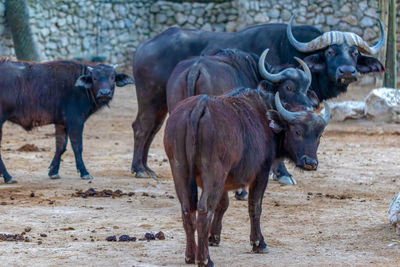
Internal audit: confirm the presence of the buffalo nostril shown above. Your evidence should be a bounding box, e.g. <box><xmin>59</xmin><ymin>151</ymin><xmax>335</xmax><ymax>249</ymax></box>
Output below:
<box><xmin>303</xmin><ymin>157</ymin><xmax>318</xmax><ymax>170</ymax></box>
<box><xmin>99</xmin><ymin>89</ymin><xmax>112</xmax><ymax>97</ymax></box>
<box><xmin>339</xmin><ymin>66</ymin><xmax>356</xmax><ymax>75</ymax></box>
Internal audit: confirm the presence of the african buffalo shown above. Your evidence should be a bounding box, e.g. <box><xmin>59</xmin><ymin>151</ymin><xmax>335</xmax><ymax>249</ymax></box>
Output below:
<box><xmin>167</xmin><ymin>48</ymin><xmax>318</xmax><ymax>188</ymax></box>
<box><xmin>164</xmin><ymin>89</ymin><xmax>330</xmax><ymax>266</ymax></box>
<box><xmin>167</xmin><ymin>48</ymin><xmax>318</xmax><ymax>113</ymax></box>
<box><xmin>0</xmin><ymin>60</ymin><xmax>133</xmax><ymax>184</ymax></box>
<box><xmin>132</xmin><ymin>15</ymin><xmax>384</xmax><ymax>180</ymax></box>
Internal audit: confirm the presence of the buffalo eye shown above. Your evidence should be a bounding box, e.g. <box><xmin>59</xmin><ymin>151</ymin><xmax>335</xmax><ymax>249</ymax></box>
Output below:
<box><xmin>92</xmin><ymin>76</ymin><xmax>97</xmax><ymax>81</ymax></box>
<box><xmin>286</xmin><ymin>85</ymin><xmax>294</xmax><ymax>92</ymax></box>
<box><xmin>351</xmin><ymin>49</ymin><xmax>359</xmax><ymax>58</ymax></box>
<box><xmin>295</xmin><ymin>129</ymin><xmax>302</xmax><ymax>137</ymax></box>
<box><xmin>326</xmin><ymin>48</ymin><xmax>336</xmax><ymax>57</ymax></box>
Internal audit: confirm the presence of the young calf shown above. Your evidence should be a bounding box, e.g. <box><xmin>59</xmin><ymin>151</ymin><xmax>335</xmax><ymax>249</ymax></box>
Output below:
<box><xmin>164</xmin><ymin>89</ymin><xmax>330</xmax><ymax>266</ymax></box>
<box><xmin>0</xmin><ymin>60</ymin><xmax>133</xmax><ymax>183</ymax></box>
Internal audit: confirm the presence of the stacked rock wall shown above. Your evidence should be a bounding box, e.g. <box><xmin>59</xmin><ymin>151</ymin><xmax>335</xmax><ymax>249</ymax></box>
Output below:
<box><xmin>0</xmin><ymin>0</ymin><xmax>397</xmax><ymax>70</ymax></box>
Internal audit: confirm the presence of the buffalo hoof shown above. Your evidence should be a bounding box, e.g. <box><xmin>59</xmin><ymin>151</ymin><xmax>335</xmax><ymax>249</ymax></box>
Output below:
<box><xmin>4</xmin><ymin>177</ymin><xmax>16</xmax><ymax>184</ymax></box>
<box><xmin>208</xmin><ymin>234</ymin><xmax>220</xmax><ymax>246</ymax></box>
<box><xmin>234</xmin><ymin>189</ymin><xmax>248</xmax><ymax>201</ymax></box>
<box><xmin>81</xmin><ymin>174</ymin><xmax>93</xmax><ymax>180</ymax></box>
<box><xmin>49</xmin><ymin>174</ymin><xmax>61</xmax><ymax>179</ymax></box>
<box><xmin>273</xmin><ymin>174</ymin><xmax>297</xmax><ymax>185</ymax></box>
<box><xmin>197</xmin><ymin>258</ymin><xmax>214</xmax><ymax>267</ymax></box>
<box><xmin>134</xmin><ymin>170</ymin><xmax>158</xmax><ymax>179</ymax></box>
<box><xmin>185</xmin><ymin>256</ymin><xmax>195</xmax><ymax>264</ymax></box>
<box><xmin>251</xmin><ymin>240</ymin><xmax>269</xmax><ymax>254</ymax></box>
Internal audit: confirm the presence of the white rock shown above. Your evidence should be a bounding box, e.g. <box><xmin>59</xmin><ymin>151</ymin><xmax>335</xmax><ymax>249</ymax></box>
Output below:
<box><xmin>388</xmin><ymin>192</ymin><xmax>400</xmax><ymax>235</ymax></box>
<box><xmin>329</xmin><ymin>101</ymin><xmax>365</xmax><ymax>121</ymax></box>
<box><xmin>364</xmin><ymin>88</ymin><xmax>400</xmax><ymax>123</ymax></box>
<box><xmin>176</xmin><ymin>13</ymin><xmax>187</xmax><ymax>24</ymax></box>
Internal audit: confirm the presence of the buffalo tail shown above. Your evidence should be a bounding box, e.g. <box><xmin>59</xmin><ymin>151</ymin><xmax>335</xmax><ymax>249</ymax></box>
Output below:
<box><xmin>186</xmin><ymin>60</ymin><xmax>202</xmax><ymax>98</ymax></box>
<box><xmin>185</xmin><ymin>95</ymin><xmax>208</xmax><ymax>211</ymax></box>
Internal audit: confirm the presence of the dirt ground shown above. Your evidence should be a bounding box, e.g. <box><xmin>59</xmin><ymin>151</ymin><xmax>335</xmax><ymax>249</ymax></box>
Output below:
<box><xmin>0</xmin><ymin>80</ymin><xmax>399</xmax><ymax>266</ymax></box>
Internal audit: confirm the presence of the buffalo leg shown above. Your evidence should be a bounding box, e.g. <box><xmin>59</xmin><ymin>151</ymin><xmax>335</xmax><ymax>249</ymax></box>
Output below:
<box><xmin>48</xmin><ymin>124</ymin><xmax>68</xmax><ymax>179</ymax></box>
<box><xmin>182</xmin><ymin>210</ymin><xmax>197</xmax><ymax>264</ymax></box>
<box><xmin>196</xmin><ymin>169</ymin><xmax>226</xmax><ymax>267</ymax></box>
<box><xmin>170</xmin><ymin>159</ymin><xmax>197</xmax><ymax>264</ymax></box>
<box><xmin>272</xmin><ymin>161</ymin><xmax>296</xmax><ymax>185</ymax></box>
<box><xmin>0</xmin><ymin>122</ymin><xmax>14</xmax><ymax>183</ymax></box>
<box><xmin>248</xmin><ymin>167</ymin><xmax>270</xmax><ymax>254</ymax></box>
<box><xmin>131</xmin><ymin>100</ymin><xmax>167</xmax><ymax>178</ymax></box>
<box><xmin>209</xmin><ymin>192</ymin><xmax>229</xmax><ymax>246</ymax></box>
<box><xmin>68</xmin><ymin>123</ymin><xmax>91</xmax><ymax>179</ymax></box>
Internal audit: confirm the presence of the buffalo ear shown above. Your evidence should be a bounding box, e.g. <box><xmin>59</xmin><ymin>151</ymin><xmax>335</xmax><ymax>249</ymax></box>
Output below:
<box><xmin>303</xmin><ymin>54</ymin><xmax>325</xmax><ymax>72</ymax></box>
<box><xmin>307</xmin><ymin>89</ymin><xmax>320</xmax><ymax>109</ymax></box>
<box><xmin>266</xmin><ymin>110</ymin><xmax>285</xmax><ymax>133</ymax></box>
<box><xmin>75</xmin><ymin>75</ymin><xmax>92</xmax><ymax>89</ymax></box>
<box><xmin>115</xmin><ymin>73</ymin><xmax>134</xmax><ymax>87</ymax></box>
<box><xmin>257</xmin><ymin>80</ymin><xmax>275</xmax><ymax>93</ymax></box>
<box><xmin>356</xmin><ymin>55</ymin><xmax>385</xmax><ymax>74</ymax></box>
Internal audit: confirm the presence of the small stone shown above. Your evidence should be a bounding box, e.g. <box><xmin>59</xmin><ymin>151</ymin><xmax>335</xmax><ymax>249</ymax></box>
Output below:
<box><xmin>30</xmin><ymin>192</ymin><xmax>35</xmax><ymax>198</ymax></box>
<box><xmin>40</xmin><ymin>233</ymin><xmax>47</xmax><ymax>237</ymax></box>
<box><xmin>144</xmin><ymin>233</ymin><xmax>155</xmax><ymax>240</ymax></box>
<box><xmin>363</xmin><ymin>28</ymin><xmax>377</xmax><ymax>40</ymax></box>
<box><xmin>106</xmin><ymin>235</ymin><xmax>117</xmax><ymax>242</ymax></box>
<box><xmin>155</xmin><ymin>231</ymin><xmax>165</xmax><ymax>240</ymax></box>
<box><xmin>267</xmin><ymin>8</ymin><xmax>280</xmax><ymax>19</ymax></box>
<box><xmin>365</xmin><ymin>88</ymin><xmax>400</xmax><ymax>123</ymax></box>
<box><xmin>254</xmin><ymin>13</ymin><xmax>267</xmax><ymax>24</ymax></box>
<box><xmin>176</xmin><ymin>13</ymin><xmax>187</xmax><ymax>24</ymax></box>
<box><xmin>216</xmin><ymin>13</ymin><xmax>227</xmax><ymax>23</ymax></box>
<box><xmin>360</xmin><ymin>17</ymin><xmax>374</xmax><ymax>27</ymax></box>
<box><xmin>326</xmin><ymin>15</ymin><xmax>340</xmax><ymax>26</ymax></box>
<box><xmin>342</xmin><ymin>15</ymin><xmax>357</xmax><ymax>26</ymax></box>
<box><xmin>329</xmin><ymin>101</ymin><xmax>365</xmax><ymax>122</ymax></box>
<box><xmin>155</xmin><ymin>13</ymin><xmax>167</xmax><ymax>24</ymax></box>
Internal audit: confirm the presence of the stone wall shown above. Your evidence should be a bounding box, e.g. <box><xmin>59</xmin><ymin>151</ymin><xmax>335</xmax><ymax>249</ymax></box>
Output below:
<box><xmin>0</xmin><ymin>0</ymin><xmax>398</xmax><ymax>70</ymax></box>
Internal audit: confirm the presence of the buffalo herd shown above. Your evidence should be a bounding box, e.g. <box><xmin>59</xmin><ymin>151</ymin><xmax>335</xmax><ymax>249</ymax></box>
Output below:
<box><xmin>2</xmin><ymin>13</ymin><xmax>385</xmax><ymax>267</ymax></box>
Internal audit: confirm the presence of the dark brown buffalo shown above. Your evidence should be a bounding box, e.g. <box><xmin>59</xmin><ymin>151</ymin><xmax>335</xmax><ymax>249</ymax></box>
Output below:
<box><xmin>167</xmin><ymin>48</ymin><xmax>318</xmax><ymax>191</ymax></box>
<box><xmin>0</xmin><ymin>60</ymin><xmax>133</xmax><ymax>184</ymax></box>
<box><xmin>164</xmin><ymin>88</ymin><xmax>330</xmax><ymax>266</ymax></box>
<box><xmin>167</xmin><ymin>48</ymin><xmax>318</xmax><ymax>113</ymax></box>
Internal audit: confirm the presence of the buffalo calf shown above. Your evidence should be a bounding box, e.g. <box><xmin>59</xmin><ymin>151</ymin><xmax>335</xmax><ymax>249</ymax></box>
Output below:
<box><xmin>164</xmin><ymin>89</ymin><xmax>329</xmax><ymax>266</ymax></box>
<box><xmin>0</xmin><ymin>60</ymin><xmax>133</xmax><ymax>183</ymax></box>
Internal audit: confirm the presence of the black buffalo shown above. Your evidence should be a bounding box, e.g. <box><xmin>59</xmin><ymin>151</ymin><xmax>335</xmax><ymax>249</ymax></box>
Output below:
<box><xmin>0</xmin><ymin>60</ymin><xmax>133</xmax><ymax>183</ymax></box>
<box><xmin>167</xmin><ymin>48</ymin><xmax>318</xmax><ymax>113</ymax></box>
<box><xmin>132</xmin><ymin>15</ymin><xmax>384</xmax><ymax>179</ymax></box>
<box><xmin>164</xmin><ymin>88</ymin><xmax>330</xmax><ymax>266</ymax></box>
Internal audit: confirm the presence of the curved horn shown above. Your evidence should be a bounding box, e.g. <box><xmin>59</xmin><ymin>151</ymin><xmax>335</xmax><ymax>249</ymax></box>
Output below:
<box><xmin>320</xmin><ymin>101</ymin><xmax>331</xmax><ymax>124</ymax></box>
<box><xmin>355</xmin><ymin>18</ymin><xmax>385</xmax><ymax>54</ymax></box>
<box><xmin>275</xmin><ymin>92</ymin><xmax>298</xmax><ymax>122</ymax></box>
<box><xmin>287</xmin><ymin>15</ymin><xmax>329</xmax><ymax>53</ymax></box>
<box><xmin>87</xmin><ymin>66</ymin><xmax>94</xmax><ymax>72</ymax></box>
<box><xmin>294</xmin><ymin>57</ymin><xmax>311</xmax><ymax>92</ymax></box>
<box><xmin>258</xmin><ymin>48</ymin><xmax>284</xmax><ymax>83</ymax></box>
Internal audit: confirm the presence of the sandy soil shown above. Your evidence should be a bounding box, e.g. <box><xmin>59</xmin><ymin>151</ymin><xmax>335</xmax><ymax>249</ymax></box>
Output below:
<box><xmin>0</xmin><ymin>81</ymin><xmax>399</xmax><ymax>267</ymax></box>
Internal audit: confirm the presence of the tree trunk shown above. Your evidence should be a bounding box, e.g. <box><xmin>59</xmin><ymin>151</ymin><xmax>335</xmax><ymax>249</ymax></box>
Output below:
<box><xmin>5</xmin><ymin>0</ymin><xmax>40</xmax><ymax>61</ymax></box>
<box><xmin>383</xmin><ymin>0</ymin><xmax>397</xmax><ymax>88</ymax></box>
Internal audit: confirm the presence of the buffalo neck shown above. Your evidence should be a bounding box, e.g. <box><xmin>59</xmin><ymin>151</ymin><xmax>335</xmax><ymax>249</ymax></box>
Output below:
<box><xmin>311</xmin><ymin>72</ymin><xmax>349</xmax><ymax>101</ymax></box>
